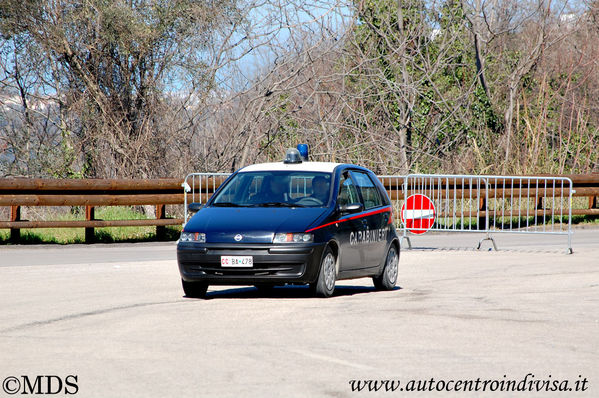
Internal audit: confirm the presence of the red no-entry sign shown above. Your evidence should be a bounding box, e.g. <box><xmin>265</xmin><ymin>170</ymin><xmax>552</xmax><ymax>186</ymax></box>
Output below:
<box><xmin>401</xmin><ymin>194</ymin><xmax>436</xmax><ymax>234</ymax></box>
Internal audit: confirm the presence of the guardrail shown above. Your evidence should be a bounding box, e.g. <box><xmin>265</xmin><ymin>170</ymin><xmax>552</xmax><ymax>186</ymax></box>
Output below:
<box><xmin>2</xmin><ymin>173</ymin><xmax>597</xmax><ymax>245</ymax></box>
<box><xmin>0</xmin><ymin>178</ymin><xmax>185</xmax><ymax>243</ymax></box>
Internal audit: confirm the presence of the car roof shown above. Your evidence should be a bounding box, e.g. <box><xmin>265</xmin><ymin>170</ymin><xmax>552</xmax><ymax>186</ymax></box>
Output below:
<box><xmin>240</xmin><ymin>161</ymin><xmax>342</xmax><ymax>173</ymax></box>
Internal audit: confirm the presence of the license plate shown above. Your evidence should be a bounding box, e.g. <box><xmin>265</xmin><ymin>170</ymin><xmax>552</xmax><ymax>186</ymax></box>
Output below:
<box><xmin>220</xmin><ymin>256</ymin><xmax>253</xmax><ymax>268</ymax></box>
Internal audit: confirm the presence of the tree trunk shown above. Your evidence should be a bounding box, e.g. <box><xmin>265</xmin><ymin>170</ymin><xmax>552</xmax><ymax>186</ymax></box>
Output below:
<box><xmin>503</xmin><ymin>83</ymin><xmax>516</xmax><ymax>172</ymax></box>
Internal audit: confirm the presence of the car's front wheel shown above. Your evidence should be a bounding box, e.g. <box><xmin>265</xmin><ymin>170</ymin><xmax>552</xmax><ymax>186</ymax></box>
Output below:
<box><xmin>182</xmin><ymin>279</ymin><xmax>209</xmax><ymax>298</ymax></box>
<box><xmin>373</xmin><ymin>244</ymin><xmax>398</xmax><ymax>290</ymax></box>
<box><xmin>311</xmin><ymin>247</ymin><xmax>336</xmax><ymax>297</ymax></box>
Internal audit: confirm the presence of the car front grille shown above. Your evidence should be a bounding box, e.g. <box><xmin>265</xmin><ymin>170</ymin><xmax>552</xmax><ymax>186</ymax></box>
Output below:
<box><xmin>185</xmin><ymin>263</ymin><xmax>304</xmax><ymax>277</ymax></box>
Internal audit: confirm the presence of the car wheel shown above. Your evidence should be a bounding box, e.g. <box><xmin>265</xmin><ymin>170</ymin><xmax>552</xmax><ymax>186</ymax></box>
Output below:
<box><xmin>311</xmin><ymin>246</ymin><xmax>336</xmax><ymax>297</ymax></box>
<box><xmin>373</xmin><ymin>244</ymin><xmax>398</xmax><ymax>290</ymax></box>
<box><xmin>182</xmin><ymin>279</ymin><xmax>209</xmax><ymax>298</ymax></box>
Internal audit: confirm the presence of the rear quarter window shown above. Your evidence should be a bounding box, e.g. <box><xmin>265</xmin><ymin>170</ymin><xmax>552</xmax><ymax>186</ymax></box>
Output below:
<box><xmin>351</xmin><ymin>171</ymin><xmax>383</xmax><ymax>210</ymax></box>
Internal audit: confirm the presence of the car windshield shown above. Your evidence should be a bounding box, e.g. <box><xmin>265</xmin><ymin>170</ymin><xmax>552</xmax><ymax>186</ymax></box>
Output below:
<box><xmin>211</xmin><ymin>171</ymin><xmax>332</xmax><ymax>208</ymax></box>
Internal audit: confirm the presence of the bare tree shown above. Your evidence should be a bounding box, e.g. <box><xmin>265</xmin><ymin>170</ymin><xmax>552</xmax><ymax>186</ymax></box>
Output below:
<box><xmin>1</xmin><ymin>0</ymin><xmax>597</xmax><ymax>179</ymax></box>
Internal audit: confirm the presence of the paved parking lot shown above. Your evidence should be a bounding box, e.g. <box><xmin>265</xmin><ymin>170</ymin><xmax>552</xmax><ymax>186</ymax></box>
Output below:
<box><xmin>0</xmin><ymin>229</ymin><xmax>597</xmax><ymax>397</ymax></box>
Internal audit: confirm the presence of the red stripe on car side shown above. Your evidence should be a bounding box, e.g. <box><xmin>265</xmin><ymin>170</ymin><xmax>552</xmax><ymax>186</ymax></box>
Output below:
<box><xmin>305</xmin><ymin>218</ymin><xmax>348</xmax><ymax>233</ymax></box>
<box><xmin>305</xmin><ymin>206</ymin><xmax>391</xmax><ymax>233</ymax></box>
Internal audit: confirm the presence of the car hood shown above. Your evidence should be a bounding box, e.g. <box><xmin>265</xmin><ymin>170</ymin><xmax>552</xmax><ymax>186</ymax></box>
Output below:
<box><xmin>184</xmin><ymin>206</ymin><xmax>328</xmax><ymax>243</ymax></box>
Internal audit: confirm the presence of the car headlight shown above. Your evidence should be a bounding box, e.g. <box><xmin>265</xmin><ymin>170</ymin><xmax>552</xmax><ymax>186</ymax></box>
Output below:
<box><xmin>273</xmin><ymin>233</ymin><xmax>314</xmax><ymax>243</ymax></box>
<box><xmin>180</xmin><ymin>232</ymin><xmax>206</xmax><ymax>242</ymax></box>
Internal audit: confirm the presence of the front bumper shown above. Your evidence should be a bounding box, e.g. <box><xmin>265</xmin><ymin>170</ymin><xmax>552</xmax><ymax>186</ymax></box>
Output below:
<box><xmin>177</xmin><ymin>242</ymin><xmax>326</xmax><ymax>285</ymax></box>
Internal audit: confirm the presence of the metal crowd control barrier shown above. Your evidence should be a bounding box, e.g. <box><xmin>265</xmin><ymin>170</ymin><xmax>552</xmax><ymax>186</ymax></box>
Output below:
<box><xmin>181</xmin><ymin>172</ymin><xmax>574</xmax><ymax>253</ymax></box>
<box><xmin>182</xmin><ymin>173</ymin><xmax>231</xmax><ymax>224</ymax></box>
<box><xmin>400</xmin><ymin>174</ymin><xmax>574</xmax><ymax>253</ymax></box>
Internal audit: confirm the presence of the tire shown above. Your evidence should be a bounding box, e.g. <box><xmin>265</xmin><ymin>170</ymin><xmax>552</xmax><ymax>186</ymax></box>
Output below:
<box><xmin>311</xmin><ymin>247</ymin><xmax>336</xmax><ymax>297</ymax></box>
<box><xmin>182</xmin><ymin>279</ymin><xmax>209</xmax><ymax>298</ymax></box>
<box><xmin>373</xmin><ymin>244</ymin><xmax>399</xmax><ymax>290</ymax></box>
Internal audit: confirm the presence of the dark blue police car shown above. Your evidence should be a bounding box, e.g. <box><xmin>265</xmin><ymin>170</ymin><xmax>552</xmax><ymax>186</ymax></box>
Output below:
<box><xmin>177</xmin><ymin>148</ymin><xmax>399</xmax><ymax>298</ymax></box>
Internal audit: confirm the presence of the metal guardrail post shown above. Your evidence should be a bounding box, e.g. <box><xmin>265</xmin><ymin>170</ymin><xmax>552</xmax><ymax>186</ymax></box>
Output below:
<box><xmin>85</xmin><ymin>206</ymin><xmax>95</xmax><ymax>243</ymax></box>
<box><xmin>10</xmin><ymin>205</ymin><xmax>21</xmax><ymax>243</ymax></box>
<box><xmin>156</xmin><ymin>204</ymin><xmax>166</xmax><ymax>240</ymax></box>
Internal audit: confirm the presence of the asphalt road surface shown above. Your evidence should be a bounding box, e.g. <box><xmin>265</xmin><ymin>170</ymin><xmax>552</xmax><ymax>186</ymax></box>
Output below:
<box><xmin>0</xmin><ymin>229</ymin><xmax>597</xmax><ymax>397</ymax></box>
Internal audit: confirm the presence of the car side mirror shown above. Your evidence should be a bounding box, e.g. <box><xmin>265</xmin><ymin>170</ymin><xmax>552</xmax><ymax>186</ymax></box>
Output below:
<box><xmin>188</xmin><ymin>202</ymin><xmax>203</xmax><ymax>214</ymax></box>
<box><xmin>337</xmin><ymin>203</ymin><xmax>363</xmax><ymax>214</ymax></box>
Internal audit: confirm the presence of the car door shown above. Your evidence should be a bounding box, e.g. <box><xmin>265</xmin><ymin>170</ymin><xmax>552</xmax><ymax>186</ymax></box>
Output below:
<box><xmin>335</xmin><ymin>171</ymin><xmax>367</xmax><ymax>272</ymax></box>
<box><xmin>349</xmin><ymin>170</ymin><xmax>390</xmax><ymax>268</ymax></box>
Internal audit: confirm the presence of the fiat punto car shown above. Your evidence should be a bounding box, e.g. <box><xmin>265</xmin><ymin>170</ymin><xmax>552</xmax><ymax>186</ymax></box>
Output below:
<box><xmin>177</xmin><ymin>149</ymin><xmax>399</xmax><ymax>298</ymax></box>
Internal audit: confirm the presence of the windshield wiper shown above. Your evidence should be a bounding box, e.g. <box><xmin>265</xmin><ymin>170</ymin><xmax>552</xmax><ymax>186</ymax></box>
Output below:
<box><xmin>211</xmin><ymin>202</ymin><xmax>245</xmax><ymax>207</ymax></box>
<box><xmin>251</xmin><ymin>202</ymin><xmax>306</xmax><ymax>208</ymax></box>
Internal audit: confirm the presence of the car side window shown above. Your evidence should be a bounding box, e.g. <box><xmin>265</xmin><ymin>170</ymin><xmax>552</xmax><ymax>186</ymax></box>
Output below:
<box><xmin>351</xmin><ymin>171</ymin><xmax>382</xmax><ymax>209</ymax></box>
<box><xmin>337</xmin><ymin>173</ymin><xmax>359</xmax><ymax>207</ymax></box>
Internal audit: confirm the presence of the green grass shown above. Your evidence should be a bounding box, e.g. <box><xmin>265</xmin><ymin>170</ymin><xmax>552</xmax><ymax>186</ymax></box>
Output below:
<box><xmin>1</xmin><ymin>206</ymin><xmax>181</xmax><ymax>245</ymax></box>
